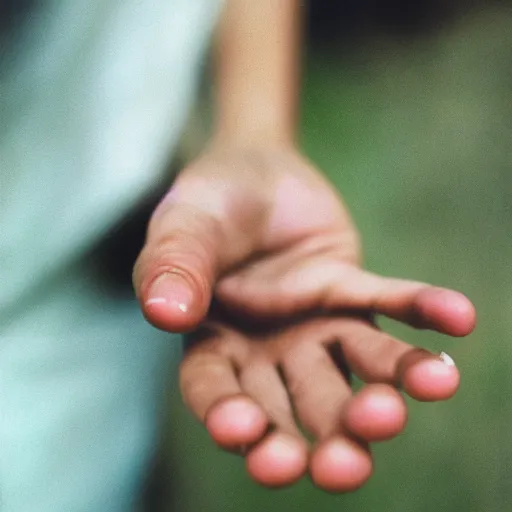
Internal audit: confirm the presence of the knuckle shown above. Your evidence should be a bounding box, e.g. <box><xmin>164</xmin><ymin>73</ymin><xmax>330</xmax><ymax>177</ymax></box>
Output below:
<box><xmin>179</xmin><ymin>354</ymin><xmax>226</xmax><ymax>390</ymax></box>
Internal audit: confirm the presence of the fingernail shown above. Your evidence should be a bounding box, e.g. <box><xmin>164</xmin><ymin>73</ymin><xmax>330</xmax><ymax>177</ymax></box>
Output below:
<box><xmin>439</xmin><ymin>351</ymin><xmax>456</xmax><ymax>367</ymax></box>
<box><xmin>146</xmin><ymin>273</ymin><xmax>193</xmax><ymax>313</ymax></box>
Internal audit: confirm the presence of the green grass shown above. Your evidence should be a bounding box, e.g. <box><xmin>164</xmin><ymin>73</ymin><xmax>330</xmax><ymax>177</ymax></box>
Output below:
<box><xmin>163</xmin><ymin>7</ymin><xmax>512</xmax><ymax>511</ymax></box>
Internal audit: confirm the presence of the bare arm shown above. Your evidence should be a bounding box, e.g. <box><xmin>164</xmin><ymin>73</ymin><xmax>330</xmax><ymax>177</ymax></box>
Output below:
<box><xmin>213</xmin><ymin>0</ymin><xmax>303</xmax><ymax>147</ymax></box>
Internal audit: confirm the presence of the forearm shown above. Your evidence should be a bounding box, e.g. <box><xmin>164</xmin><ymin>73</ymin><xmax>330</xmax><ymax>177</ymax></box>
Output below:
<box><xmin>213</xmin><ymin>0</ymin><xmax>303</xmax><ymax>147</ymax></box>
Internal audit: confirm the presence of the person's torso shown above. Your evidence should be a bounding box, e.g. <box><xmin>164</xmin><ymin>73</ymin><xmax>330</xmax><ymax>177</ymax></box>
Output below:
<box><xmin>0</xmin><ymin>0</ymin><xmax>222</xmax><ymax>318</ymax></box>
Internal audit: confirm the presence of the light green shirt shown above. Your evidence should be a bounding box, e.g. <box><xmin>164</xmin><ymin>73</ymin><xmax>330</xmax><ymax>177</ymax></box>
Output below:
<box><xmin>0</xmin><ymin>2</ymin><xmax>222</xmax><ymax>511</ymax></box>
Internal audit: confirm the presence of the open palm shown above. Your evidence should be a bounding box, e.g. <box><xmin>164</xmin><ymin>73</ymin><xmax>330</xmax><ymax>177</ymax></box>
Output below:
<box><xmin>133</xmin><ymin>145</ymin><xmax>475</xmax><ymax>491</ymax></box>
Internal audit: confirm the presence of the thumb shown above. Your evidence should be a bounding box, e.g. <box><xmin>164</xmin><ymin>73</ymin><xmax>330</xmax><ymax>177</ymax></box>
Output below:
<box><xmin>133</xmin><ymin>194</ymin><xmax>225</xmax><ymax>333</ymax></box>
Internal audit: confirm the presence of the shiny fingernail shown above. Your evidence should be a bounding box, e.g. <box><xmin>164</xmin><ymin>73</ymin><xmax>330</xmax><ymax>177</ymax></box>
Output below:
<box><xmin>439</xmin><ymin>351</ymin><xmax>455</xmax><ymax>366</ymax></box>
<box><xmin>146</xmin><ymin>272</ymin><xmax>193</xmax><ymax>313</ymax></box>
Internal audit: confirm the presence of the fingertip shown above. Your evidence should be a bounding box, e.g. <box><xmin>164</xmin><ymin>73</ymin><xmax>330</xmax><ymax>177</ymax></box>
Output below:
<box><xmin>310</xmin><ymin>439</ymin><xmax>373</xmax><ymax>493</ymax></box>
<box><xmin>402</xmin><ymin>354</ymin><xmax>460</xmax><ymax>402</ymax></box>
<box><xmin>205</xmin><ymin>397</ymin><xmax>269</xmax><ymax>448</ymax></box>
<box><xmin>142</xmin><ymin>273</ymin><xmax>208</xmax><ymax>332</ymax></box>
<box><xmin>344</xmin><ymin>384</ymin><xmax>407</xmax><ymax>442</ymax></box>
<box><xmin>246</xmin><ymin>433</ymin><xmax>308</xmax><ymax>487</ymax></box>
<box><xmin>144</xmin><ymin>300</ymin><xmax>198</xmax><ymax>333</ymax></box>
<box><xmin>416</xmin><ymin>288</ymin><xmax>476</xmax><ymax>336</ymax></box>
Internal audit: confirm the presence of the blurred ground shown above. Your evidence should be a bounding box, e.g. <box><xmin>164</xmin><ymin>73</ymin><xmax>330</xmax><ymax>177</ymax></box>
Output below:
<box><xmin>161</xmin><ymin>3</ymin><xmax>512</xmax><ymax>511</ymax></box>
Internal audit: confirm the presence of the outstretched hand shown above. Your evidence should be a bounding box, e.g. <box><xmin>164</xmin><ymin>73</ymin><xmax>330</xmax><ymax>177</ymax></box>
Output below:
<box><xmin>133</xmin><ymin>143</ymin><xmax>475</xmax><ymax>492</ymax></box>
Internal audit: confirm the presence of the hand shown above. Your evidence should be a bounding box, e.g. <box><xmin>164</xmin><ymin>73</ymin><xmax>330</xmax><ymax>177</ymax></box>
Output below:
<box><xmin>133</xmin><ymin>143</ymin><xmax>475</xmax><ymax>492</ymax></box>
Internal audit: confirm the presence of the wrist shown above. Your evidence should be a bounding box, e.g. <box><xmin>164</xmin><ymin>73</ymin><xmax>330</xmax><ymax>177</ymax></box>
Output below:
<box><xmin>210</xmin><ymin>121</ymin><xmax>296</xmax><ymax>151</ymax></box>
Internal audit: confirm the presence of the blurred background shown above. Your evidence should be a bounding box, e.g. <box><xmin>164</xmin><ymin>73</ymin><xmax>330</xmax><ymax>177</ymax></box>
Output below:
<box><xmin>156</xmin><ymin>1</ymin><xmax>512</xmax><ymax>511</ymax></box>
